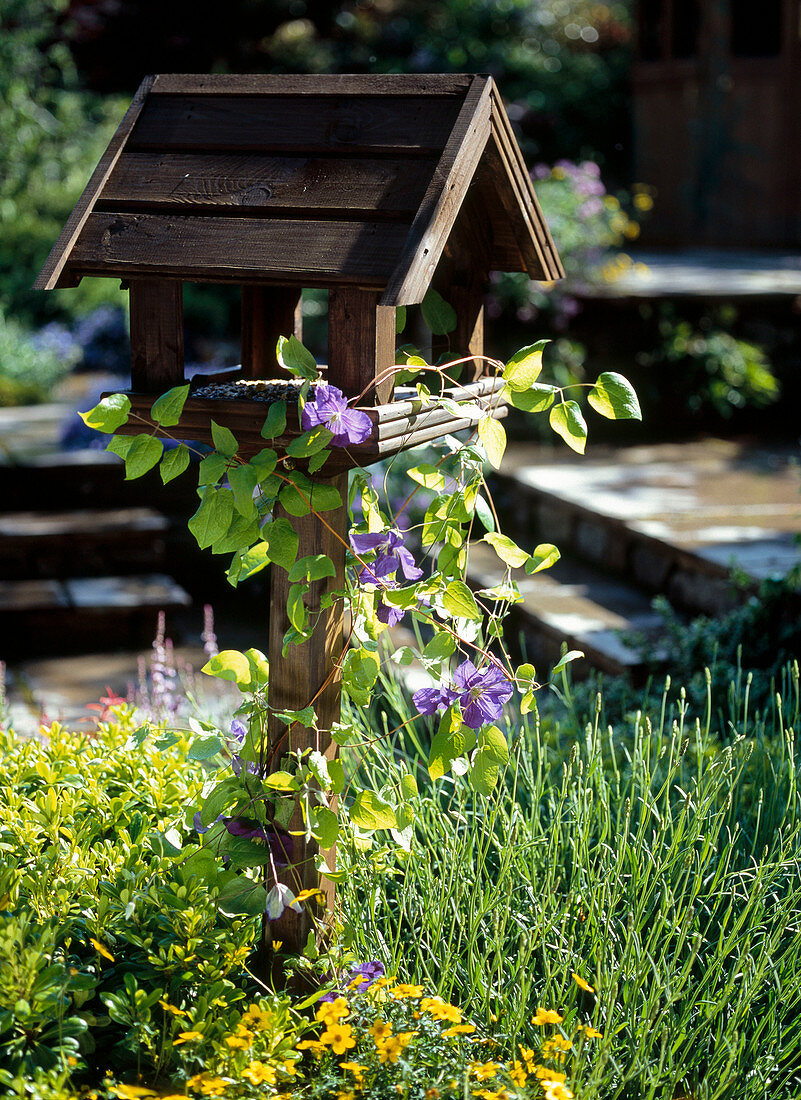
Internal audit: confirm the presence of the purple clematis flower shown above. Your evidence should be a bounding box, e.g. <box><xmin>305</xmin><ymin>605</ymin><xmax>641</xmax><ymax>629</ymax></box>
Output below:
<box><xmin>320</xmin><ymin>959</ymin><xmax>385</xmax><ymax>1002</ymax></box>
<box><xmin>452</xmin><ymin>659</ymin><xmax>514</xmax><ymax>729</ymax></box>
<box><xmin>377</xmin><ymin>598</ymin><xmax>405</xmax><ymax>627</ymax></box>
<box><xmin>350</xmin><ymin>528</ymin><xmax>423</xmax><ymax>584</ymax></box>
<box><xmin>412</xmin><ymin>659</ymin><xmax>513</xmax><ymax>730</ymax></box>
<box><xmin>301</xmin><ymin>384</ymin><xmax>372</xmax><ymax>447</ymax></box>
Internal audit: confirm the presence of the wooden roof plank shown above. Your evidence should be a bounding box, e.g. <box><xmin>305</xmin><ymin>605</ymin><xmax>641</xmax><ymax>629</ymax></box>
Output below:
<box><xmin>33</xmin><ymin>76</ymin><xmax>155</xmax><ymax>291</ymax></box>
<box><xmin>128</xmin><ymin>94</ymin><xmax>461</xmax><ymax>155</ymax></box>
<box><xmin>150</xmin><ymin>74</ymin><xmax>474</xmax><ymax>96</ymax></box>
<box><xmin>490</xmin><ymin>92</ymin><xmax>564</xmax><ymax>279</ymax></box>
<box><xmin>101</xmin><ymin>150</ymin><xmax>435</xmax><ymax>218</ymax></box>
<box><xmin>69</xmin><ymin>212</ymin><xmax>408</xmax><ymax>283</ymax></box>
<box><xmin>380</xmin><ymin>75</ymin><xmax>493</xmax><ymax>306</ymax></box>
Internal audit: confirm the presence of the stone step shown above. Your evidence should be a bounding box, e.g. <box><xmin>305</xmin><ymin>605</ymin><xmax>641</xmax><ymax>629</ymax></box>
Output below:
<box><xmin>0</xmin><ymin>507</ymin><xmax>169</xmax><ymax>579</ymax></box>
<box><xmin>467</xmin><ymin>543</ymin><xmax>664</xmax><ymax>681</ymax></box>
<box><xmin>492</xmin><ymin>438</ymin><xmax>801</xmax><ymax>616</ymax></box>
<box><xmin>0</xmin><ymin>574</ymin><xmax>192</xmax><ymax>660</ymax></box>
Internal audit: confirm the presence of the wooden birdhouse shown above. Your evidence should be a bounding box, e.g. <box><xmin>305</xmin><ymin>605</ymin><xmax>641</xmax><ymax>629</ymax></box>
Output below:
<box><xmin>35</xmin><ymin>73</ymin><xmax>561</xmax><ymax>463</ymax></box>
<box><xmin>35</xmin><ymin>73</ymin><xmax>562</xmax><ymax>957</ymax></box>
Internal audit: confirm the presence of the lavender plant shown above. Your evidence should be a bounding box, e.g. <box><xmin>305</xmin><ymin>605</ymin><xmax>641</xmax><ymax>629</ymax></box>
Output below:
<box><xmin>79</xmin><ymin>321</ymin><xmax>640</xmax><ymax>934</ymax></box>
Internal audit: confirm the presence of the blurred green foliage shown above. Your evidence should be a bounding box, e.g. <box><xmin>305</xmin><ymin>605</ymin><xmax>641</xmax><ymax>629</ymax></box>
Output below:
<box><xmin>0</xmin><ymin>0</ymin><xmax>127</xmax><ymax>326</ymax></box>
<box><xmin>0</xmin><ymin>306</ymin><xmax>77</xmax><ymax>405</ymax></box>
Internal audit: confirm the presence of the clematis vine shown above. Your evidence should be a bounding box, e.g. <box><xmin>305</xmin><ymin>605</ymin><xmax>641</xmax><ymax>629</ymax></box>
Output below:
<box><xmin>301</xmin><ymin>383</ymin><xmax>372</xmax><ymax>447</ymax></box>
<box><xmin>413</xmin><ymin>658</ymin><xmax>514</xmax><ymax>730</ymax></box>
<box><xmin>350</xmin><ymin>527</ymin><xmax>423</xmax><ymax>584</ymax></box>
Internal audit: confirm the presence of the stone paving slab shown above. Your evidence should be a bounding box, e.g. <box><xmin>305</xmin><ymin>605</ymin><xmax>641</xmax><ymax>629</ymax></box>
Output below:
<box><xmin>499</xmin><ymin>439</ymin><xmax>801</xmax><ymax>590</ymax></box>
<box><xmin>580</xmin><ymin>249</ymin><xmax>801</xmax><ymax>298</ymax></box>
<box><xmin>468</xmin><ymin>542</ymin><xmax>662</xmax><ymax>679</ymax></box>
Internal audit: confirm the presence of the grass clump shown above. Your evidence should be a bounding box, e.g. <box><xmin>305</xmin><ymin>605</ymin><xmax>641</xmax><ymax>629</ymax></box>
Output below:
<box><xmin>340</xmin><ymin>664</ymin><xmax>801</xmax><ymax>1099</ymax></box>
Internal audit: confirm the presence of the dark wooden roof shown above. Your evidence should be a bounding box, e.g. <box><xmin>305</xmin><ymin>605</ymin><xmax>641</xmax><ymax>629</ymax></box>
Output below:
<box><xmin>35</xmin><ymin>74</ymin><xmax>563</xmax><ymax>304</ymax></box>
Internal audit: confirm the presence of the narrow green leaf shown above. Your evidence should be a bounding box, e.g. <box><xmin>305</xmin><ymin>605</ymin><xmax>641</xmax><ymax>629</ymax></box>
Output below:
<box><xmin>503</xmin><ymin>340</ymin><xmax>547</xmax><ymax>391</ymax></box>
<box><xmin>478</xmin><ymin>416</ymin><xmax>506</xmax><ymax>469</ymax></box>
<box><xmin>482</xmin><ymin>532</ymin><xmax>530</xmax><ymax>568</ymax></box>
<box><xmin>552</xmin><ymin>649</ymin><xmax>584</xmax><ymax>676</ymax></box>
<box><xmin>506</xmin><ymin>383</ymin><xmax>556</xmax><ymax>413</ymax></box>
<box><xmin>351</xmin><ymin>791</ymin><xmax>397</xmax><ymax>832</ymax></box>
<box><xmin>151</xmin><ymin>384</ymin><xmax>190</xmax><ymax>426</ymax></box>
<box><xmin>407</xmin><ymin>463</ymin><xmax>446</xmax><ymax>491</ymax></box>
<box><xmin>107</xmin><ymin>435</ymin><xmax>133</xmax><ymax>459</ymax></box>
<box><xmin>421</xmin><ymin>288</ymin><xmax>457</xmax><ymax>335</ymax></box>
<box><xmin>588</xmin><ymin>371</ymin><xmax>642</xmax><ymax>421</ymax></box>
<box><xmin>124</xmin><ymin>435</ymin><xmax>163</xmax><ymax>480</ymax></box>
<box><xmin>442</xmin><ymin>580</ymin><xmax>481</xmax><ymax>620</ymax></box>
<box><xmin>228</xmin><ymin>464</ymin><xmax>259</xmax><ymax>517</ymax></box>
<box><xmin>79</xmin><ymin>393</ymin><xmax>131</xmax><ymax>433</ymax></box>
<box><xmin>549</xmin><ymin>400</ymin><xmax>587</xmax><ymax>454</ymax></box>
<box><xmin>277</xmin><ymin>334</ymin><xmax>319</xmax><ymax>380</ymax></box>
<box><xmin>263</xmin><ymin>517</ymin><xmax>299</xmax><ymax>570</ymax></box>
<box><xmin>474</xmin><ymin>493</ymin><xmax>495</xmax><ymax>533</ymax></box>
<box><xmin>261</xmin><ymin>401</ymin><xmax>287</xmax><ymax>440</ymax></box>
<box><xmin>288</xmin><ymin>554</ymin><xmax>336</xmax><ymax>583</ymax></box>
<box><xmin>202</xmin><ymin>648</ymin><xmax>252</xmax><ymax>688</ymax></box>
<box><xmin>286</xmin><ymin>584</ymin><xmax>309</xmax><ymax>634</ymax></box>
<box><xmin>160</xmin><ymin>443</ymin><xmax>190</xmax><ymax>484</ymax></box>
<box><xmin>286</xmin><ymin>427</ymin><xmax>332</xmax><ymax>460</ymax></box>
<box><xmin>198</xmin><ymin>451</ymin><xmax>228</xmax><ymax>486</ymax></box>
<box><xmin>308</xmin><ymin>449</ymin><xmax>330</xmax><ymax>474</ymax></box>
<box><xmin>211</xmin><ymin>420</ymin><xmax>238</xmax><ymax>457</ymax></box>
<box><xmin>525</xmin><ymin>543</ymin><xmax>561</xmax><ymax>574</ymax></box>
<box><xmin>188</xmin><ymin>486</ymin><xmax>235</xmax><ymax>549</ymax></box>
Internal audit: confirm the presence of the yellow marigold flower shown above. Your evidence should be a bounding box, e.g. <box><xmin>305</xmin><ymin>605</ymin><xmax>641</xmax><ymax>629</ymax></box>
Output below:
<box><xmin>571</xmin><ymin>973</ymin><xmax>595</xmax><ymax>994</ymax></box>
<box><xmin>282</xmin><ymin>1059</ymin><xmax>298</xmax><ymax>1076</ymax></box>
<box><xmin>469</xmin><ymin>1062</ymin><xmax>499</xmax><ymax>1081</ymax></box>
<box><xmin>425</xmin><ymin>1090</ymin><xmax>440</xmax><ymax>1100</ymax></box>
<box><xmin>509</xmin><ymin>1061</ymin><xmax>527</xmax><ymax>1087</ymax></box>
<box><xmin>158</xmin><ymin>1000</ymin><xmax>187</xmax><ymax>1017</ymax></box>
<box><xmin>519</xmin><ymin>1046</ymin><xmax>537</xmax><ymax>1069</ymax></box>
<box><xmin>296</xmin><ymin>887</ymin><xmax>326</xmax><ymax>903</ymax></box>
<box><xmin>473</xmin><ymin>1091</ymin><xmax>510</xmax><ymax>1100</ymax></box>
<box><xmin>534</xmin><ymin>1066</ymin><xmax>566</xmax><ymax>1082</ymax></box>
<box><xmin>224</xmin><ymin>1033</ymin><xmax>250</xmax><ymax>1050</ymax></box>
<box><xmin>335</xmin><ymin>1093</ymin><xmax>355</xmax><ymax>1100</ymax></box>
<box><xmin>242</xmin><ymin>1061</ymin><xmax>276</xmax><ymax>1086</ymax></box>
<box><xmin>376</xmin><ymin>1038</ymin><xmax>404</xmax><ymax>1065</ymax></box>
<box><xmin>296</xmin><ymin>1039</ymin><xmax>326</xmax><ymax>1056</ymax></box>
<box><xmin>633</xmin><ymin>192</ymin><xmax>654</xmax><ymax>211</ymax></box>
<box><xmin>347</xmin><ymin>975</ymin><xmax>368</xmax><ymax>991</ymax></box>
<box><xmin>110</xmin><ymin>1087</ymin><xmax>156</xmax><ymax>1099</ymax></box>
<box><xmin>272</xmin><ymin>939</ymin><xmax>283</xmax><ymax>951</ymax></box>
<box><xmin>186</xmin><ymin>1076</ymin><xmax>228</xmax><ymax>1097</ymax></box>
<box><xmin>90</xmin><ymin>938</ymin><xmax>115</xmax><ymax>962</ymax></box>
<box><xmin>369</xmin><ymin>1019</ymin><xmax>393</xmax><ymax>1043</ymax></box>
<box><xmin>391</xmin><ymin>983</ymin><xmax>424</xmax><ymax>999</ymax></box>
<box><xmin>339</xmin><ymin>1061</ymin><xmax>365</xmax><ymax>1079</ymax></box>
<box><xmin>320</xmin><ymin>1022</ymin><xmax>357</xmax><ymax>1056</ymax></box>
<box><xmin>420</xmin><ymin>996</ymin><xmax>462</xmax><ymax>1023</ymax></box>
<box><xmin>316</xmin><ymin>997</ymin><xmax>349</xmax><ymax>1023</ymax></box>
<box><xmin>242</xmin><ymin>1004</ymin><xmax>274</xmax><ymax>1030</ymax></box>
<box><xmin>543</xmin><ymin>1084</ymin><xmax>574</xmax><ymax>1100</ymax></box>
<box><xmin>173</xmin><ymin>1030</ymin><xmax>204</xmax><ymax>1045</ymax></box>
<box><xmin>531</xmin><ymin>1008</ymin><xmax>563</xmax><ymax>1026</ymax></box>
<box><xmin>584</xmin><ymin>1026</ymin><xmax>603</xmax><ymax>1039</ymax></box>
<box><xmin>624</xmin><ymin>222</ymin><xmax>641</xmax><ymax>239</ymax></box>
<box><xmin>158</xmin><ymin>1094</ymin><xmax>190</xmax><ymax>1099</ymax></box>
<box><xmin>371</xmin><ymin>976</ymin><xmax>395</xmax><ymax>988</ymax></box>
<box><xmin>442</xmin><ymin>1023</ymin><xmax>476</xmax><ymax>1037</ymax></box>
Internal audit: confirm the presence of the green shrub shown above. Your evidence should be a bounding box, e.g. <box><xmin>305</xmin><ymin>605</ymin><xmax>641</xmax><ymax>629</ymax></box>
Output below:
<box><xmin>0</xmin><ymin>306</ymin><xmax>78</xmax><ymax>405</ymax></box>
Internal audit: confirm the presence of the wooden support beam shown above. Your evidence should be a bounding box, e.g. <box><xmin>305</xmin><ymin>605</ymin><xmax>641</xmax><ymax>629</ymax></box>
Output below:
<box><xmin>129</xmin><ymin>278</ymin><xmax>184</xmax><ymax>392</ymax></box>
<box><xmin>241</xmin><ymin>286</ymin><xmax>303</xmax><ymax>379</ymax></box>
<box><xmin>266</xmin><ymin>474</ymin><xmax>348</xmax><ymax>955</ymax></box>
<box><xmin>328</xmin><ymin>287</ymin><xmax>396</xmax><ymax>404</ymax></box>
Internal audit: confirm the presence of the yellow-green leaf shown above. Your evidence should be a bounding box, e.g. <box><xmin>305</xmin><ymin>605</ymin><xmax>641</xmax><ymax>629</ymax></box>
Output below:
<box><xmin>478</xmin><ymin>415</ymin><xmax>506</xmax><ymax>469</ymax></box>
<box><xmin>549</xmin><ymin>401</ymin><xmax>587</xmax><ymax>454</ymax></box>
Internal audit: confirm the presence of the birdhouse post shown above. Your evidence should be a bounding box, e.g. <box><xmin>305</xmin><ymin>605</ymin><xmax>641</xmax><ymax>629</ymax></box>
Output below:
<box><xmin>36</xmin><ymin>73</ymin><xmax>562</xmax><ymax>960</ymax></box>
